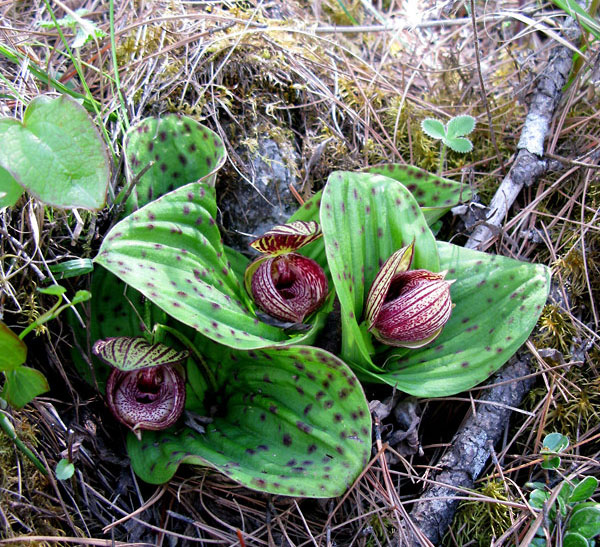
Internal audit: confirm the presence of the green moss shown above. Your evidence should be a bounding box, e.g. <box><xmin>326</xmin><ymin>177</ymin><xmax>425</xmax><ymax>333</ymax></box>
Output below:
<box><xmin>443</xmin><ymin>480</ymin><xmax>515</xmax><ymax>546</ymax></box>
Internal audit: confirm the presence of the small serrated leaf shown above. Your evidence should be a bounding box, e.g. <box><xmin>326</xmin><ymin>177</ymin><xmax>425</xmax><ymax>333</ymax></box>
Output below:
<box><xmin>421</xmin><ymin>118</ymin><xmax>446</xmax><ymax>140</ymax></box>
<box><xmin>446</xmin><ymin>137</ymin><xmax>473</xmax><ymax>153</ymax></box>
<box><xmin>446</xmin><ymin>115</ymin><xmax>476</xmax><ymax>138</ymax></box>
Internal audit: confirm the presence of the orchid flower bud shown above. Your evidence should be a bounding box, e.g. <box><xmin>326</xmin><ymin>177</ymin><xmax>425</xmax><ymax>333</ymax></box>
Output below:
<box><xmin>244</xmin><ymin>221</ymin><xmax>328</xmax><ymax>324</ymax></box>
<box><xmin>365</xmin><ymin>244</ymin><xmax>454</xmax><ymax>348</ymax></box>
<box><xmin>93</xmin><ymin>337</ymin><xmax>187</xmax><ymax>439</ymax></box>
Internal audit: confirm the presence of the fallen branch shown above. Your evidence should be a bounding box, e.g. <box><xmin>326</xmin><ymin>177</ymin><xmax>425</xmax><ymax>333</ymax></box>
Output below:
<box><xmin>407</xmin><ymin>358</ymin><xmax>535</xmax><ymax>544</ymax></box>
<box><xmin>465</xmin><ymin>17</ymin><xmax>581</xmax><ymax>250</ymax></box>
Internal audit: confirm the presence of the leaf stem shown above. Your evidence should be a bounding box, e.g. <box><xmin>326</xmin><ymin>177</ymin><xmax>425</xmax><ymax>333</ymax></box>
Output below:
<box><xmin>0</xmin><ymin>411</ymin><xmax>48</xmax><ymax>475</ymax></box>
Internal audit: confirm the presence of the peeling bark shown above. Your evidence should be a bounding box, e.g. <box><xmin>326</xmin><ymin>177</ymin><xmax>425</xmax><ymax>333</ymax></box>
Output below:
<box><xmin>407</xmin><ymin>358</ymin><xmax>535</xmax><ymax>545</ymax></box>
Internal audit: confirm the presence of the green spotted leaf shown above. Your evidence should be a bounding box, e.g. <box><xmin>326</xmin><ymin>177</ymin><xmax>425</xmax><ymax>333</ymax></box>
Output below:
<box><xmin>320</xmin><ymin>171</ymin><xmax>439</xmax><ymax>370</ymax></box>
<box><xmin>127</xmin><ymin>344</ymin><xmax>371</xmax><ymax>498</ymax></box>
<box><xmin>358</xmin><ymin>242</ymin><xmax>550</xmax><ymax>396</ymax></box>
<box><xmin>123</xmin><ymin>115</ymin><xmax>226</xmax><ymax>214</ymax></box>
<box><xmin>95</xmin><ymin>182</ymin><xmax>329</xmax><ymax>350</ymax></box>
<box><xmin>364</xmin><ymin>164</ymin><xmax>472</xmax><ymax>224</ymax></box>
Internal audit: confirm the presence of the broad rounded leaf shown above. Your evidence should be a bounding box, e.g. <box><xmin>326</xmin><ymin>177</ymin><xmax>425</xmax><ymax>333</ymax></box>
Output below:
<box><xmin>0</xmin><ymin>322</ymin><xmax>27</xmax><ymax>371</ymax></box>
<box><xmin>421</xmin><ymin>118</ymin><xmax>446</xmax><ymax>140</ymax></box>
<box><xmin>127</xmin><ymin>345</ymin><xmax>371</xmax><ymax>498</ymax></box>
<box><xmin>0</xmin><ymin>95</ymin><xmax>110</xmax><ymax>210</ymax></box>
<box><xmin>446</xmin><ymin>115</ymin><xmax>476</xmax><ymax>138</ymax></box>
<box><xmin>123</xmin><ymin>115</ymin><xmax>226</xmax><ymax>214</ymax></box>
<box><xmin>568</xmin><ymin>505</ymin><xmax>600</xmax><ymax>538</ymax></box>
<box><xmin>364</xmin><ymin>242</ymin><xmax>550</xmax><ymax>396</ymax></box>
<box><xmin>1</xmin><ymin>366</ymin><xmax>49</xmax><ymax>408</ymax></box>
<box><xmin>0</xmin><ymin>166</ymin><xmax>23</xmax><ymax>208</ymax></box>
<box><xmin>55</xmin><ymin>458</ymin><xmax>75</xmax><ymax>481</ymax></box>
<box><xmin>95</xmin><ymin>183</ymin><xmax>327</xmax><ymax>350</ymax></box>
<box><xmin>320</xmin><ymin>171</ymin><xmax>439</xmax><ymax>369</ymax></box>
<box><xmin>364</xmin><ymin>164</ymin><xmax>473</xmax><ymax>224</ymax></box>
<box><xmin>569</xmin><ymin>477</ymin><xmax>599</xmax><ymax>503</ymax></box>
<box><xmin>543</xmin><ymin>432</ymin><xmax>569</xmax><ymax>452</ymax></box>
<box><xmin>562</xmin><ymin>532</ymin><xmax>589</xmax><ymax>547</ymax></box>
<box><xmin>93</xmin><ymin>337</ymin><xmax>189</xmax><ymax>371</ymax></box>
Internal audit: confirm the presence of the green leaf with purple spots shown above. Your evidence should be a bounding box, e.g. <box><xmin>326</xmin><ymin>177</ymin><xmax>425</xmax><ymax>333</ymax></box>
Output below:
<box><xmin>127</xmin><ymin>344</ymin><xmax>371</xmax><ymax>498</ymax></box>
<box><xmin>95</xmin><ymin>182</ymin><xmax>330</xmax><ymax>350</ymax></box>
<box><xmin>320</xmin><ymin>171</ymin><xmax>440</xmax><ymax>370</ymax></box>
<box><xmin>356</xmin><ymin>242</ymin><xmax>550</xmax><ymax>396</ymax></box>
<box><xmin>123</xmin><ymin>115</ymin><xmax>226</xmax><ymax>214</ymax></box>
<box><xmin>364</xmin><ymin>164</ymin><xmax>472</xmax><ymax>225</ymax></box>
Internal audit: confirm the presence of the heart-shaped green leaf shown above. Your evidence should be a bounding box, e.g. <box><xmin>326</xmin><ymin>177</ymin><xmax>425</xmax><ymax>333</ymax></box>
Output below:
<box><xmin>123</xmin><ymin>115</ymin><xmax>226</xmax><ymax>214</ymax></box>
<box><xmin>359</xmin><ymin>242</ymin><xmax>550</xmax><ymax>396</ymax></box>
<box><xmin>0</xmin><ymin>95</ymin><xmax>110</xmax><ymax>210</ymax></box>
<box><xmin>127</xmin><ymin>344</ymin><xmax>371</xmax><ymax>498</ymax></box>
<box><xmin>0</xmin><ymin>322</ymin><xmax>27</xmax><ymax>371</ymax></box>
<box><xmin>320</xmin><ymin>171</ymin><xmax>439</xmax><ymax>369</ymax></box>
<box><xmin>1</xmin><ymin>366</ymin><xmax>49</xmax><ymax>408</ymax></box>
<box><xmin>95</xmin><ymin>182</ymin><xmax>328</xmax><ymax>350</ymax></box>
<box><xmin>0</xmin><ymin>166</ymin><xmax>23</xmax><ymax>208</ymax></box>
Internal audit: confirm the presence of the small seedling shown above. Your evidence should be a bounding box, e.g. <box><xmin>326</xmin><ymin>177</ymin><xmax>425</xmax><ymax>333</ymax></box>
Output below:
<box><xmin>39</xmin><ymin>8</ymin><xmax>106</xmax><ymax>48</ymax></box>
<box><xmin>527</xmin><ymin>433</ymin><xmax>600</xmax><ymax>547</ymax></box>
<box><xmin>55</xmin><ymin>458</ymin><xmax>75</xmax><ymax>481</ymax></box>
<box><xmin>421</xmin><ymin>115</ymin><xmax>476</xmax><ymax>174</ymax></box>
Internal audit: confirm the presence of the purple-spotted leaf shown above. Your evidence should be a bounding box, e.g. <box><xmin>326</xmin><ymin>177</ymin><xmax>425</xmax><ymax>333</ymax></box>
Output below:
<box><xmin>320</xmin><ymin>171</ymin><xmax>439</xmax><ymax>369</ymax></box>
<box><xmin>364</xmin><ymin>164</ymin><xmax>472</xmax><ymax>225</ymax></box>
<box><xmin>92</xmin><ymin>337</ymin><xmax>189</xmax><ymax>372</ymax></box>
<box><xmin>250</xmin><ymin>221</ymin><xmax>322</xmax><ymax>255</ymax></box>
<box><xmin>123</xmin><ymin>115</ymin><xmax>226</xmax><ymax>214</ymax></box>
<box><xmin>95</xmin><ymin>183</ymin><xmax>328</xmax><ymax>350</ymax></box>
<box><xmin>127</xmin><ymin>345</ymin><xmax>371</xmax><ymax>498</ymax></box>
<box><xmin>358</xmin><ymin>242</ymin><xmax>550</xmax><ymax>396</ymax></box>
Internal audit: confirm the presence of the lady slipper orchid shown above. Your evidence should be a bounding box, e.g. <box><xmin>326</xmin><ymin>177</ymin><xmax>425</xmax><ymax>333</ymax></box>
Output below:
<box><xmin>244</xmin><ymin>221</ymin><xmax>328</xmax><ymax>324</ymax></box>
<box><xmin>93</xmin><ymin>337</ymin><xmax>187</xmax><ymax>439</ymax></box>
<box><xmin>365</xmin><ymin>243</ymin><xmax>455</xmax><ymax>348</ymax></box>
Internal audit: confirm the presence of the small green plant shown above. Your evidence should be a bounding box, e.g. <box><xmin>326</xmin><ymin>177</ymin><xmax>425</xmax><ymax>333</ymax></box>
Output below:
<box><xmin>55</xmin><ymin>458</ymin><xmax>75</xmax><ymax>481</ymax></box>
<box><xmin>421</xmin><ymin>115</ymin><xmax>476</xmax><ymax>174</ymax></box>
<box><xmin>38</xmin><ymin>8</ymin><xmax>106</xmax><ymax>48</ymax></box>
<box><xmin>0</xmin><ymin>285</ymin><xmax>90</xmax><ymax>474</ymax></box>
<box><xmin>527</xmin><ymin>433</ymin><xmax>600</xmax><ymax>547</ymax></box>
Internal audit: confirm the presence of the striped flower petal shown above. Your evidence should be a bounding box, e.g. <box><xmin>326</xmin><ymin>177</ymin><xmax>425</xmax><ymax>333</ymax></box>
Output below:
<box><xmin>93</xmin><ymin>337</ymin><xmax>189</xmax><ymax>371</ymax></box>
<box><xmin>250</xmin><ymin>253</ymin><xmax>328</xmax><ymax>323</ymax></box>
<box><xmin>250</xmin><ymin>221</ymin><xmax>322</xmax><ymax>256</ymax></box>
